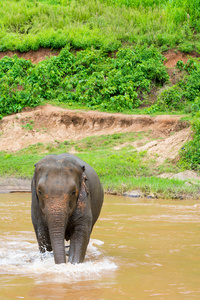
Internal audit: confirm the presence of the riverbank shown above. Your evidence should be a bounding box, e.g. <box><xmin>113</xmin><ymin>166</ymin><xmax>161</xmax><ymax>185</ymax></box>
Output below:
<box><xmin>1</xmin><ymin>169</ymin><xmax>200</xmax><ymax>200</ymax></box>
<box><xmin>0</xmin><ymin>105</ymin><xmax>200</xmax><ymax>199</ymax></box>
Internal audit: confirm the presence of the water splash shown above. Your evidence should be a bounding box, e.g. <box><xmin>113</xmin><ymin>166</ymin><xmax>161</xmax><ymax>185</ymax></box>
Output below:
<box><xmin>0</xmin><ymin>234</ymin><xmax>117</xmax><ymax>282</ymax></box>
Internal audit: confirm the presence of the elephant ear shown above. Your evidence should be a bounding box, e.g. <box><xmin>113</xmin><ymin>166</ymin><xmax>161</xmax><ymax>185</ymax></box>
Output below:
<box><xmin>77</xmin><ymin>173</ymin><xmax>89</xmax><ymax>211</ymax></box>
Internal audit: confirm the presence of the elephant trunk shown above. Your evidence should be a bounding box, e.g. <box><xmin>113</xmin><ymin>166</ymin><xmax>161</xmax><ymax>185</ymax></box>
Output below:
<box><xmin>48</xmin><ymin>213</ymin><xmax>67</xmax><ymax>264</ymax></box>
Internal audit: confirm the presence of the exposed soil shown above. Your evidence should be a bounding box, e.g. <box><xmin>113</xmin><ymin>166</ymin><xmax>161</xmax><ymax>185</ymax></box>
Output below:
<box><xmin>0</xmin><ymin>48</ymin><xmax>60</xmax><ymax>64</ymax></box>
<box><xmin>163</xmin><ymin>49</ymin><xmax>200</xmax><ymax>68</ymax></box>
<box><xmin>135</xmin><ymin>127</ymin><xmax>191</xmax><ymax>164</ymax></box>
<box><xmin>0</xmin><ymin>105</ymin><xmax>191</xmax><ymax>162</ymax></box>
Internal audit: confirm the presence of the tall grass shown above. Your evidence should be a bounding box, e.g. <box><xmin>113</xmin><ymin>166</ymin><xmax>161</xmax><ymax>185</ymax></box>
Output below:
<box><xmin>0</xmin><ymin>0</ymin><xmax>199</xmax><ymax>52</ymax></box>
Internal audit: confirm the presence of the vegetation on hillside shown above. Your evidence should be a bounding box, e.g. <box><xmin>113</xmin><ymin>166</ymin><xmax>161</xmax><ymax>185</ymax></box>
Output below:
<box><xmin>1</xmin><ymin>47</ymin><xmax>199</xmax><ymax>117</ymax></box>
<box><xmin>0</xmin><ymin>46</ymin><xmax>169</xmax><ymax>117</ymax></box>
<box><xmin>179</xmin><ymin>112</ymin><xmax>200</xmax><ymax>171</ymax></box>
<box><xmin>145</xmin><ymin>57</ymin><xmax>200</xmax><ymax>113</ymax></box>
<box><xmin>0</xmin><ymin>0</ymin><xmax>199</xmax><ymax>53</ymax></box>
<box><xmin>0</xmin><ymin>0</ymin><xmax>200</xmax><ymax>180</ymax></box>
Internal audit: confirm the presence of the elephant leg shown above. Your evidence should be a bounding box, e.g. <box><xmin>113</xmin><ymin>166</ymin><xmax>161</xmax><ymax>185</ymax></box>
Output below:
<box><xmin>68</xmin><ymin>226</ymin><xmax>90</xmax><ymax>264</ymax></box>
<box><xmin>35</xmin><ymin>224</ymin><xmax>52</xmax><ymax>253</ymax></box>
<box><xmin>31</xmin><ymin>179</ymin><xmax>52</xmax><ymax>253</ymax></box>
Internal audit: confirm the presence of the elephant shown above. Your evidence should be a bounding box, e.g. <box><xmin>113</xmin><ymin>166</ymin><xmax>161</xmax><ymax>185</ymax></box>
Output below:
<box><xmin>31</xmin><ymin>153</ymin><xmax>104</xmax><ymax>264</ymax></box>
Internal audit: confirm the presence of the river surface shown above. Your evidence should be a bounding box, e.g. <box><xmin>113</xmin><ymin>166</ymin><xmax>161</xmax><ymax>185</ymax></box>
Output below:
<box><xmin>0</xmin><ymin>193</ymin><xmax>200</xmax><ymax>299</ymax></box>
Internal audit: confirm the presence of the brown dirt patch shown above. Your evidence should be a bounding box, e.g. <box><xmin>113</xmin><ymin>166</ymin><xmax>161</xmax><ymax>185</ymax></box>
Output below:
<box><xmin>135</xmin><ymin>127</ymin><xmax>191</xmax><ymax>164</ymax></box>
<box><xmin>163</xmin><ymin>49</ymin><xmax>200</xmax><ymax>68</ymax></box>
<box><xmin>1</xmin><ymin>47</ymin><xmax>199</xmax><ymax>67</ymax></box>
<box><xmin>0</xmin><ymin>105</ymin><xmax>191</xmax><ymax>164</ymax></box>
<box><xmin>0</xmin><ymin>48</ymin><xmax>60</xmax><ymax>64</ymax></box>
<box><xmin>166</xmin><ymin>67</ymin><xmax>185</xmax><ymax>85</ymax></box>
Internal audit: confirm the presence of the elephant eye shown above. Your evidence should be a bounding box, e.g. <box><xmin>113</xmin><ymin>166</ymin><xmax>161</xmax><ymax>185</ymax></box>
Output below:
<box><xmin>72</xmin><ymin>190</ymin><xmax>76</xmax><ymax>196</ymax></box>
<box><xmin>37</xmin><ymin>189</ymin><xmax>42</xmax><ymax>196</ymax></box>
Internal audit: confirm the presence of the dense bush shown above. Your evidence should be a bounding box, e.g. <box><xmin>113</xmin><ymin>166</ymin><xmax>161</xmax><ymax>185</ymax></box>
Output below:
<box><xmin>179</xmin><ymin>112</ymin><xmax>200</xmax><ymax>171</ymax></box>
<box><xmin>145</xmin><ymin>58</ymin><xmax>200</xmax><ymax>113</ymax></box>
<box><xmin>180</xmin><ymin>59</ymin><xmax>200</xmax><ymax>105</ymax></box>
<box><xmin>59</xmin><ymin>46</ymin><xmax>169</xmax><ymax>111</ymax></box>
<box><xmin>156</xmin><ymin>85</ymin><xmax>184</xmax><ymax>110</ymax></box>
<box><xmin>0</xmin><ymin>46</ymin><xmax>169</xmax><ymax>116</ymax></box>
<box><xmin>0</xmin><ymin>55</ymin><xmax>40</xmax><ymax>118</ymax></box>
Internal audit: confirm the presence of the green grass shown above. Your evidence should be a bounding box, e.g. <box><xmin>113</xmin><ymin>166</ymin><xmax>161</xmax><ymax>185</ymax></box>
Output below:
<box><xmin>0</xmin><ymin>132</ymin><xmax>199</xmax><ymax>199</ymax></box>
<box><xmin>0</xmin><ymin>0</ymin><xmax>199</xmax><ymax>53</ymax></box>
<box><xmin>47</xmin><ymin>99</ymin><xmax>192</xmax><ymax>116</ymax></box>
<box><xmin>103</xmin><ymin>176</ymin><xmax>199</xmax><ymax>199</ymax></box>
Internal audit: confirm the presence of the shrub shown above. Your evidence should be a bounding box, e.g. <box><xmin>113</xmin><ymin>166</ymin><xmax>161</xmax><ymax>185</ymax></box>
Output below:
<box><xmin>157</xmin><ymin>85</ymin><xmax>184</xmax><ymax>111</ymax></box>
<box><xmin>60</xmin><ymin>46</ymin><xmax>169</xmax><ymax>111</ymax></box>
<box><xmin>185</xmin><ymin>97</ymin><xmax>200</xmax><ymax>114</ymax></box>
<box><xmin>0</xmin><ymin>55</ymin><xmax>40</xmax><ymax>118</ymax></box>
<box><xmin>147</xmin><ymin>58</ymin><xmax>200</xmax><ymax>113</ymax></box>
<box><xmin>0</xmin><ymin>46</ymin><xmax>169</xmax><ymax>116</ymax></box>
<box><xmin>179</xmin><ymin>112</ymin><xmax>200</xmax><ymax>171</ymax></box>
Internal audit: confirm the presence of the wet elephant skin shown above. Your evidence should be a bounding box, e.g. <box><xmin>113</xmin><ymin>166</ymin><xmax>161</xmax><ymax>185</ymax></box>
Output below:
<box><xmin>31</xmin><ymin>153</ymin><xmax>104</xmax><ymax>264</ymax></box>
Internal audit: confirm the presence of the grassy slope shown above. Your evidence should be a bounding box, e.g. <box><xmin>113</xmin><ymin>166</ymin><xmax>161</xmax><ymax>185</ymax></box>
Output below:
<box><xmin>0</xmin><ymin>0</ymin><xmax>199</xmax><ymax>53</ymax></box>
<box><xmin>0</xmin><ymin>132</ymin><xmax>199</xmax><ymax>199</ymax></box>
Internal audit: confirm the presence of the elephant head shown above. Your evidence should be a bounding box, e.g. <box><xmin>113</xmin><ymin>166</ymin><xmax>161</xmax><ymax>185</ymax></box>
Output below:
<box><xmin>32</xmin><ymin>155</ymin><xmax>88</xmax><ymax>264</ymax></box>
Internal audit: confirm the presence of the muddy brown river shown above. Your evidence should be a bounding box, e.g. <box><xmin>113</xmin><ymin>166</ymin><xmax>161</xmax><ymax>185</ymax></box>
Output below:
<box><xmin>0</xmin><ymin>193</ymin><xmax>200</xmax><ymax>299</ymax></box>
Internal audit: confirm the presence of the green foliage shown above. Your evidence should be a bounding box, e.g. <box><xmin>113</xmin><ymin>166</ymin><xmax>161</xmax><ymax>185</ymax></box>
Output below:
<box><xmin>0</xmin><ymin>46</ymin><xmax>169</xmax><ymax>115</ymax></box>
<box><xmin>181</xmin><ymin>60</ymin><xmax>200</xmax><ymax>104</ymax></box>
<box><xmin>0</xmin><ymin>55</ymin><xmax>40</xmax><ymax>118</ymax></box>
<box><xmin>146</xmin><ymin>58</ymin><xmax>200</xmax><ymax>113</ymax></box>
<box><xmin>178</xmin><ymin>42</ymin><xmax>194</xmax><ymax>53</ymax></box>
<box><xmin>179</xmin><ymin>112</ymin><xmax>200</xmax><ymax>171</ymax></box>
<box><xmin>62</xmin><ymin>46</ymin><xmax>168</xmax><ymax>111</ymax></box>
<box><xmin>185</xmin><ymin>97</ymin><xmax>200</xmax><ymax>114</ymax></box>
<box><xmin>157</xmin><ymin>85</ymin><xmax>184</xmax><ymax>110</ymax></box>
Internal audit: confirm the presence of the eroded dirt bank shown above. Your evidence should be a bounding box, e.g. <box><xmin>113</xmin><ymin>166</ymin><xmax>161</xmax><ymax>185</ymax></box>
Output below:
<box><xmin>0</xmin><ymin>105</ymin><xmax>196</xmax><ymax>194</ymax></box>
<box><xmin>0</xmin><ymin>105</ymin><xmax>190</xmax><ymax>160</ymax></box>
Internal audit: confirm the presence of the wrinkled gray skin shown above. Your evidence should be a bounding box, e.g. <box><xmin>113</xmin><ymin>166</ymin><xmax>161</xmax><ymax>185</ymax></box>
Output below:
<box><xmin>31</xmin><ymin>153</ymin><xmax>104</xmax><ymax>264</ymax></box>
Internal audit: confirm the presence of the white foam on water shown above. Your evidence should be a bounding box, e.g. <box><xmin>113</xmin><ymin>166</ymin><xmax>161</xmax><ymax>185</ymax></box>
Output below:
<box><xmin>0</xmin><ymin>234</ymin><xmax>117</xmax><ymax>282</ymax></box>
